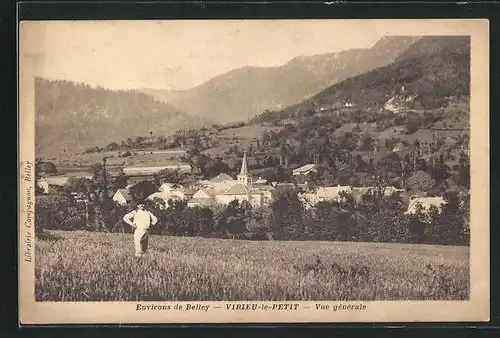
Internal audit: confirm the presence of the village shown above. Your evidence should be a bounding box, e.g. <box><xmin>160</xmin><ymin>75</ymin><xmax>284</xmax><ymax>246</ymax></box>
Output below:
<box><xmin>36</xmin><ymin>150</ymin><xmax>448</xmax><ymax>218</ymax></box>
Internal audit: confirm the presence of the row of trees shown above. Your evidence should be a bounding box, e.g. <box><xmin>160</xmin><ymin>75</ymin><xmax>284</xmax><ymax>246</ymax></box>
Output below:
<box><xmin>36</xmin><ymin>182</ymin><xmax>470</xmax><ymax>246</ymax></box>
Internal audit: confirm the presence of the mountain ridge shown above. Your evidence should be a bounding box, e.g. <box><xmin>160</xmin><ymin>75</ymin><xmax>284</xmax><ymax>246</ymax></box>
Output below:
<box><xmin>35</xmin><ymin>78</ymin><xmax>212</xmax><ymax>157</ymax></box>
<box><xmin>140</xmin><ymin>36</ymin><xmax>423</xmax><ymax>123</ymax></box>
<box><xmin>262</xmin><ymin>36</ymin><xmax>470</xmax><ymax>121</ymax></box>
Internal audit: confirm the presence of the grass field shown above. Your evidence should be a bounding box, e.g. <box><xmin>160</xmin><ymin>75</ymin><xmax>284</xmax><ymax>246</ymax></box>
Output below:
<box><xmin>35</xmin><ymin>230</ymin><xmax>469</xmax><ymax>302</ymax></box>
<box><xmin>202</xmin><ymin>124</ymin><xmax>279</xmax><ymax>156</ymax></box>
<box><xmin>52</xmin><ymin>148</ymin><xmax>187</xmax><ymax>170</ymax></box>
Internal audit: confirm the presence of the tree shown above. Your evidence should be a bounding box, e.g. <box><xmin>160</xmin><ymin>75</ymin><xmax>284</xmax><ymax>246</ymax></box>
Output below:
<box><xmin>155</xmin><ymin>168</ymin><xmax>183</xmax><ymax>185</ymax></box>
<box><xmin>311</xmin><ymin>201</ymin><xmax>340</xmax><ymax>241</ymax></box>
<box><xmin>215</xmin><ymin>200</ymin><xmax>247</xmax><ymax>235</ymax></box>
<box><xmin>436</xmin><ymin>191</ymin><xmax>463</xmax><ymax>245</ymax></box>
<box><xmin>359</xmin><ymin>132</ymin><xmax>374</xmax><ymax>151</ymax></box>
<box><xmin>106</xmin><ymin>142</ymin><xmax>120</xmax><ymax>151</ymax></box>
<box><xmin>39</xmin><ymin>161</ymin><xmax>57</xmax><ymax>174</ymax></box>
<box><xmin>135</xmin><ymin>136</ymin><xmax>145</xmax><ymax>145</ymax></box>
<box><xmin>261</xmin><ymin>167</ymin><xmax>280</xmax><ymax>183</ymax></box>
<box><xmin>268</xmin><ymin>188</ymin><xmax>305</xmax><ymax>240</ymax></box>
<box><xmin>185</xmin><ymin>206</ymin><xmax>215</xmax><ymax>236</ymax></box>
<box><xmin>405</xmin><ymin>170</ymin><xmax>434</xmax><ymax>195</ymax></box>
<box><xmin>128</xmin><ymin>181</ymin><xmax>157</xmax><ymax>204</ymax></box>
<box><xmin>35</xmin><ymin>195</ymin><xmax>85</xmax><ymax>232</ymax></box>
<box><xmin>430</xmin><ymin>154</ymin><xmax>451</xmax><ymax>186</ymax></box>
<box><xmin>456</xmin><ymin>153</ymin><xmax>470</xmax><ymax>189</ymax></box>
<box><xmin>110</xmin><ymin>172</ymin><xmax>128</xmax><ymax>192</ymax></box>
<box><xmin>405</xmin><ymin>115</ymin><xmax>420</xmax><ymax>134</ymax></box>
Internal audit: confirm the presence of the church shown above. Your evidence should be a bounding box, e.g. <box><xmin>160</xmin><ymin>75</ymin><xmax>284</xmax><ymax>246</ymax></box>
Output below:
<box><xmin>188</xmin><ymin>152</ymin><xmax>274</xmax><ymax>208</ymax></box>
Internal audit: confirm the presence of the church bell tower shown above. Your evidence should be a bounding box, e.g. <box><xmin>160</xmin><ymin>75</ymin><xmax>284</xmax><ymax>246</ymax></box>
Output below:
<box><xmin>237</xmin><ymin>151</ymin><xmax>250</xmax><ymax>186</ymax></box>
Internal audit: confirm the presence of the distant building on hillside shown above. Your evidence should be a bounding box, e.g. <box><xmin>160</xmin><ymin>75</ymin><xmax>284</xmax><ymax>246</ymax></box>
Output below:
<box><xmin>292</xmin><ymin>164</ymin><xmax>317</xmax><ymax>176</ymax></box>
<box><xmin>254</xmin><ymin>177</ymin><xmax>268</xmax><ymax>184</ymax></box>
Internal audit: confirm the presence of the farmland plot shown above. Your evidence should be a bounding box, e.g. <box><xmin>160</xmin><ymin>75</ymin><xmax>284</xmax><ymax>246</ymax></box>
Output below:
<box><xmin>35</xmin><ymin>230</ymin><xmax>469</xmax><ymax>302</ymax></box>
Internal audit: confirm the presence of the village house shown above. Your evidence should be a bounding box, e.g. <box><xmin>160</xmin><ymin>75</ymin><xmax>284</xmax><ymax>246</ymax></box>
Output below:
<box><xmin>188</xmin><ymin>152</ymin><xmax>275</xmax><ymax>208</ymax></box>
<box><xmin>273</xmin><ymin>182</ymin><xmax>309</xmax><ymax>190</ymax></box>
<box><xmin>199</xmin><ymin>172</ymin><xmax>238</xmax><ymax>193</ymax></box>
<box><xmin>298</xmin><ymin>185</ymin><xmax>352</xmax><ymax>209</ymax></box>
<box><xmin>147</xmin><ymin>184</ymin><xmax>189</xmax><ymax>209</ymax></box>
<box><xmin>405</xmin><ymin>196</ymin><xmax>447</xmax><ymax>216</ymax></box>
<box><xmin>292</xmin><ymin>164</ymin><xmax>317</xmax><ymax>176</ymax></box>
<box><xmin>187</xmin><ymin>187</ymin><xmax>218</xmax><ymax>208</ymax></box>
<box><xmin>351</xmin><ymin>186</ymin><xmax>404</xmax><ymax>203</ymax></box>
<box><xmin>37</xmin><ymin>172</ymin><xmax>93</xmax><ymax>194</ymax></box>
<box><xmin>112</xmin><ymin>188</ymin><xmax>132</xmax><ymax>206</ymax></box>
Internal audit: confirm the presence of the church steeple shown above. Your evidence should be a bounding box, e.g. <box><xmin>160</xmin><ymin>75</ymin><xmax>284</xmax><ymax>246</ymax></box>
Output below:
<box><xmin>237</xmin><ymin>151</ymin><xmax>250</xmax><ymax>185</ymax></box>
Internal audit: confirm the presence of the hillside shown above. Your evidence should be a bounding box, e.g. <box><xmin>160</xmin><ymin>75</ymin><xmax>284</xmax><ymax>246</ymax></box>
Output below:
<box><xmin>35</xmin><ymin>78</ymin><xmax>212</xmax><ymax>157</ymax></box>
<box><xmin>141</xmin><ymin>36</ymin><xmax>421</xmax><ymax>124</ymax></box>
<box><xmin>279</xmin><ymin>36</ymin><xmax>470</xmax><ymax>117</ymax></box>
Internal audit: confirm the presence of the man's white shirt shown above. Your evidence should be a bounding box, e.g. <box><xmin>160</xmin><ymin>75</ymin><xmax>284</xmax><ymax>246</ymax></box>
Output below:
<box><xmin>123</xmin><ymin>209</ymin><xmax>158</xmax><ymax>230</ymax></box>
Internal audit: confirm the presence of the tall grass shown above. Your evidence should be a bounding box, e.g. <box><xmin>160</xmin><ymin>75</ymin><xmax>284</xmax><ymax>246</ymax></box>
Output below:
<box><xmin>35</xmin><ymin>230</ymin><xmax>469</xmax><ymax>302</ymax></box>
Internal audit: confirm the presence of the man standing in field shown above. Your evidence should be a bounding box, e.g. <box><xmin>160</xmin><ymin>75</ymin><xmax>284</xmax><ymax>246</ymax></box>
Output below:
<box><xmin>122</xmin><ymin>202</ymin><xmax>158</xmax><ymax>257</ymax></box>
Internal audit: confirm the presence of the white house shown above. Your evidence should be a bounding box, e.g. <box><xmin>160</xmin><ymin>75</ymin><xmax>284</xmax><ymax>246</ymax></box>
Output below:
<box><xmin>405</xmin><ymin>196</ymin><xmax>447</xmax><ymax>216</ymax></box>
<box><xmin>254</xmin><ymin>177</ymin><xmax>268</xmax><ymax>184</ymax></box>
<box><xmin>159</xmin><ymin>183</ymin><xmax>174</xmax><ymax>193</ymax></box>
<box><xmin>192</xmin><ymin>187</ymin><xmax>216</xmax><ymax>199</ymax></box>
<box><xmin>147</xmin><ymin>191</ymin><xmax>183</xmax><ymax>209</ymax></box>
<box><xmin>38</xmin><ymin>173</ymin><xmax>93</xmax><ymax>194</ymax></box>
<box><xmin>292</xmin><ymin>164</ymin><xmax>317</xmax><ymax>176</ymax></box>
<box><xmin>352</xmin><ymin>186</ymin><xmax>404</xmax><ymax>202</ymax></box>
<box><xmin>147</xmin><ymin>184</ymin><xmax>188</xmax><ymax>209</ymax></box>
<box><xmin>199</xmin><ymin>172</ymin><xmax>238</xmax><ymax>193</ymax></box>
<box><xmin>187</xmin><ymin>198</ymin><xmax>216</xmax><ymax>208</ymax></box>
<box><xmin>299</xmin><ymin>185</ymin><xmax>352</xmax><ymax>209</ymax></box>
<box><xmin>215</xmin><ymin>184</ymin><xmax>265</xmax><ymax>208</ymax></box>
<box><xmin>112</xmin><ymin>188</ymin><xmax>132</xmax><ymax>205</ymax></box>
<box><xmin>187</xmin><ymin>188</ymin><xmax>217</xmax><ymax>208</ymax></box>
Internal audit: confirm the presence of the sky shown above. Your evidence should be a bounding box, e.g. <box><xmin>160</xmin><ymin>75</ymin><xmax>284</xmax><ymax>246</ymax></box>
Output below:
<box><xmin>20</xmin><ymin>20</ymin><xmax>390</xmax><ymax>91</ymax></box>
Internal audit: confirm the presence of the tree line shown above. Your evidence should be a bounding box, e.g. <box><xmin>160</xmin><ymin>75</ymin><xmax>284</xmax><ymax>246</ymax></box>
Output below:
<box><xmin>35</xmin><ymin>178</ymin><xmax>469</xmax><ymax>246</ymax></box>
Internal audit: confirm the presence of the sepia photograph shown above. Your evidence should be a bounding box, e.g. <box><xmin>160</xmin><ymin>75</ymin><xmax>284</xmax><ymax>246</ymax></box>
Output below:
<box><xmin>18</xmin><ymin>18</ymin><xmax>489</xmax><ymax>324</ymax></box>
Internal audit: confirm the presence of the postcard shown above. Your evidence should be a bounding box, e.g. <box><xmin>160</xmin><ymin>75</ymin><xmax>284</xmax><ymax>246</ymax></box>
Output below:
<box><xmin>18</xmin><ymin>18</ymin><xmax>489</xmax><ymax>324</ymax></box>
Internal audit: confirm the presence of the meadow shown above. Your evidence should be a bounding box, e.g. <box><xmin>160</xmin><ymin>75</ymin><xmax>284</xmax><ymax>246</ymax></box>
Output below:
<box><xmin>201</xmin><ymin>124</ymin><xmax>280</xmax><ymax>157</ymax></box>
<box><xmin>35</xmin><ymin>230</ymin><xmax>469</xmax><ymax>302</ymax></box>
<box><xmin>51</xmin><ymin>148</ymin><xmax>187</xmax><ymax>171</ymax></box>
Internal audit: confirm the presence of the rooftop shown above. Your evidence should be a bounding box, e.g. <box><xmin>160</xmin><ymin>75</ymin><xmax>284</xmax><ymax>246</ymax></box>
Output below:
<box><xmin>116</xmin><ymin>188</ymin><xmax>132</xmax><ymax>201</ymax></box>
<box><xmin>199</xmin><ymin>188</ymin><xmax>216</xmax><ymax>197</ymax></box>
<box><xmin>239</xmin><ymin>151</ymin><xmax>249</xmax><ymax>177</ymax></box>
<box><xmin>223</xmin><ymin>183</ymin><xmax>250</xmax><ymax>195</ymax></box>
<box><xmin>293</xmin><ymin>164</ymin><xmax>317</xmax><ymax>173</ymax></box>
<box><xmin>209</xmin><ymin>173</ymin><xmax>234</xmax><ymax>182</ymax></box>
